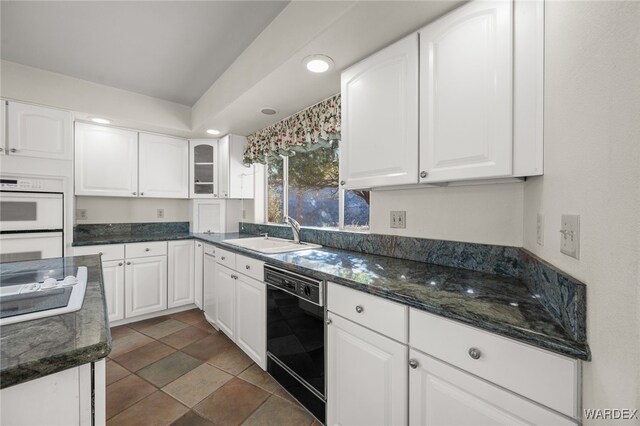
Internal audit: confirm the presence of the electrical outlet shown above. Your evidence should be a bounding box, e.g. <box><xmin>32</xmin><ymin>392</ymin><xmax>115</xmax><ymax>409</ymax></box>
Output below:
<box><xmin>390</xmin><ymin>211</ymin><xmax>406</xmax><ymax>229</ymax></box>
<box><xmin>157</xmin><ymin>208</ymin><xmax>165</xmax><ymax>219</ymax></box>
<box><xmin>560</xmin><ymin>214</ymin><xmax>580</xmax><ymax>259</ymax></box>
<box><xmin>77</xmin><ymin>209</ymin><xmax>88</xmax><ymax>221</ymax></box>
<box><xmin>536</xmin><ymin>213</ymin><xmax>544</xmax><ymax>246</ymax></box>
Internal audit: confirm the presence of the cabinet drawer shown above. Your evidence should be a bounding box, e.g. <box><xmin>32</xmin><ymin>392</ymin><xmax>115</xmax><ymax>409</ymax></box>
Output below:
<box><xmin>73</xmin><ymin>244</ymin><xmax>124</xmax><ymax>261</ymax></box>
<box><xmin>409</xmin><ymin>309</ymin><xmax>579</xmax><ymax>418</ymax></box>
<box><xmin>328</xmin><ymin>282</ymin><xmax>408</xmax><ymax>343</ymax></box>
<box><xmin>125</xmin><ymin>241</ymin><xmax>168</xmax><ymax>258</ymax></box>
<box><xmin>203</xmin><ymin>243</ymin><xmax>215</xmax><ymax>256</ymax></box>
<box><xmin>216</xmin><ymin>247</ymin><xmax>236</xmax><ymax>270</ymax></box>
<box><xmin>236</xmin><ymin>254</ymin><xmax>264</xmax><ymax>282</ymax></box>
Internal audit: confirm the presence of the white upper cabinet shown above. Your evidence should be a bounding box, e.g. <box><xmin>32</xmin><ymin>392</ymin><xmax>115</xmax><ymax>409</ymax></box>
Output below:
<box><xmin>75</xmin><ymin>123</ymin><xmax>138</xmax><ymax>197</ymax></box>
<box><xmin>340</xmin><ymin>34</ymin><xmax>419</xmax><ymax>189</ymax></box>
<box><xmin>190</xmin><ymin>139</ymin><xmax>219</xmax><ymax>198</ymax></box>
<box><xmin>139</xmin><ymin>133</ymin><xmax>189</xmax><ymax>198</ymax></box>
<box><xmin>419</xmin><ymin>0</ymin><xmax>513</xmax><ymax>183</ymax></box>
<box><xmin>6</xmin><ymin>101</ymin><xmax>73</xmax><ymax>160</ymax></box>
<box><xmin>218</xmin><ymin>135</ymin><xmax>254</xmax><ymax>199</ymax></box>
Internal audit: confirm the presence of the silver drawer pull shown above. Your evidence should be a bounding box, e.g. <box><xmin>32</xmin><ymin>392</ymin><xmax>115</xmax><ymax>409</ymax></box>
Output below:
<box><xmin>355</xmin><ymin>305</ymin><xmax>364</xmax><ymax>314</ymax></box>
<box><xmin>221</xmin><ymin>256</ymin><xmax>226</xmax><ymax>260</ymax></box>
<box><xmin>99</xmin><ymin>252</ymin><xmax>103</xmax><ymax>256</ymax></box>
<box><xmin>145</xmin><ymin>248</ymin><xmax>150</xmax><ymax>252</ymax></box>
<box><xmin>245</xmin><ymin>265</ymin><xmax>250</xmax><ymax>270</ymax></box>
<box><xmin>126</xmin><ymin>261</ymin><xmax>131</xmax><ymax>265</ymax></box>
<box><xmin>118</xmin><ymin>262</ymin><xmax>123</xmax><ymax>266</ymax></box>
<box><xmin>409</xmin><ymin>359</ymin><xmax>419</xmax><ymax>369</ymax></box>
<box><xmin>468</xmin><ymin>347</ymin><xmax>481</xmax><ymax>360</ymax></box>
<box><xmin>326</xmin><ymin>318</ymin><xmax>332</xmax><ymax>325</ymax></box>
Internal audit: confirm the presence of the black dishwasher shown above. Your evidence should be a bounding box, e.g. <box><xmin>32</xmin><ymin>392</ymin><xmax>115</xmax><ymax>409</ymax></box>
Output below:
<box><xmin>265</xmin><ymin>264</ymin><xmax>325</xmax><ymax>423</ymax></box>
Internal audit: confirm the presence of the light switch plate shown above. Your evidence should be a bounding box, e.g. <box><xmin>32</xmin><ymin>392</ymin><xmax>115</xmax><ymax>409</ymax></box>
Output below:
<box><xmin>560</xmin><ymin>214</ymin><xmax>579</xmax><ymax>259</ymax></box>
<box><xmin>157</xmin><ymin>208</ymin><xmax>165</xmax><ymax>219</ymax></box>
<box><xmin>390</xmin><ymin>211</ymin><xmax>406</xmax><ymax>229</ymax></box>
<box><xmin>536</xmin><ymin>213</ymin><xmax>544</xmax><ymax>246</ymax></box>
<box><xmin>77</xmin><ymin>209</ymin><xmax>88</xmax><ymax>221</ymax></box>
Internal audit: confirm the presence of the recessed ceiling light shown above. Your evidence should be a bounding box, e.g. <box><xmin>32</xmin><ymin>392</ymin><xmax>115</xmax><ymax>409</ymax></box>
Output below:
<box><xmin>206</xmin><ymin>129</ymin><xmax>221</xmax><ymax>135</ymax></box>
<box><xmin>303</xmin><ymin>55</ymin><xmax>334</xmax><ymax>73</ymax></box>
<box><xmin>90</xmin><ymin>117</ymin><xmax>111</xmax><ymax>125</ymax></box>
<box><xmin>260</xmin><ymin>107</ymin><xmax>278</xmax><ymax>115</ymax></box>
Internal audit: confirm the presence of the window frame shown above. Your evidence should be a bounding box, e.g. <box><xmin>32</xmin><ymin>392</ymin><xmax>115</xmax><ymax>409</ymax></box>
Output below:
<box><xmin>264</xmin><ymin>155</ymin><xmax>355</xmax><ymax>230</ymax></box>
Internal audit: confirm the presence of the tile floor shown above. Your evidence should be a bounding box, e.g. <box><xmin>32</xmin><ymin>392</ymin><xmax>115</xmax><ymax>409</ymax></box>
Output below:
<box><xmin>106</xmin><ymin>309</ymin><xmax>321</xmax><ymax>426</ymax></box>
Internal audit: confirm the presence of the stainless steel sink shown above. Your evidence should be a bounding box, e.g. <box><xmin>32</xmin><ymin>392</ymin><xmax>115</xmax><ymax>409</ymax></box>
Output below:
<box><xmin>223</xmin><ymin>237</ymin><xmax>321</xmax><ymax>254</ymax></box>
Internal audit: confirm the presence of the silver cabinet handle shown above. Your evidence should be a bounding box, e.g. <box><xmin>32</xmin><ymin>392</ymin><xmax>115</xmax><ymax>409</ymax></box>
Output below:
<box><xmin>145</xmin><ymin>248</ymin><xmax>150</xmax><ymax>252</ymax></box>
<box><xmin>10</xmin><ymin>148</ymin><xmax>17</xmax><ymax>153</ymax></box>
<box><xmin>0</xmin><ymin>147</ymin><xmax>4</xmax><ymax>152</ymax></box>
<box><xmin>118</xmin><ymin>262</ymin><xmax>123</xmax><ymax>266</ymax></box>
<box><xmin>214</xmin><ymin>194</ymin><xmax>217</xmax><ymax>197</ymax></box>
<box><xmin>221</xmin><ymin>256</ymin><xmax>225</xmax><ymax>260</ymax></box>
<box><xmin>340</xmin><ymin>180</ymin><xmax>345</xmax><ymax>186</ymax></box>
<box><xmin>420</xmin><ymin>171</ymin><xmax>428</xmax><ymax>178</ymax></box>
<box><xmin>355</xmin><ymin>305</ymin><xmax>364</xmax><ymax>313</ymax></box>
<box><xmin>140</xmin><ymin>192</ymin><xmax>144</xmax><ymax>196</ymax></box>
<box><xmin>326</xmin><ymin>318</ymin><xmax>332</xmax><ymax>325</ymax></box>
<box><xmin>126</xmin><ymin>261</ymin><xmax>131</xmax><ymax>265</ymax></box>
<box><xmin>132</xmin><ymin>192</ymin><xmax>137</xmax><ymax>195</ymax></box>
<box><xmin>198</xmin><ymin>244</ymin><xmax>202</xmax><ymax>247</ymax></box>
<box><xmin>99</xmin><ymin>252</ymin><xmax>103</xmax><ymax>256</ymax></box>
<box><xmin>245</xmin><ymin>265</ymin><xmax>250</xmax><ymax>270</ymax></box>
<box><xmin>468</xmin><ymin>347</ymin><xmax>481</xmax><ymax>360</ymax></box>
<box><xmin>409</xmin><ymin>359</ymin><xmax>419</xmax><ymax>369</ymax></box>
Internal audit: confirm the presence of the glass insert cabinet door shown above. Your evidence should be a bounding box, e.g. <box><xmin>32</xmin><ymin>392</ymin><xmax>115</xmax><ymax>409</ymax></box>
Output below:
<box><xmin>189</xmin><ymin>140</ymin><xmax>218</xmax><ymax>198</ymax></box>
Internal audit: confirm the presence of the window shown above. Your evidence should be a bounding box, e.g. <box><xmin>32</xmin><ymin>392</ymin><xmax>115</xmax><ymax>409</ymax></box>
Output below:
<box><xmin>266</xmin><ymin>140</ymin><xmax>370</xmax><ymax>230</ymax></box>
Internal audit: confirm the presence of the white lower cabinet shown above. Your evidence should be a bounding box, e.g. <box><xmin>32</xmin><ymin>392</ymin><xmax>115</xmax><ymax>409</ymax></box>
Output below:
<box><xmin>194</xmin><ymin>241</ymin><xmax>204</xmax><ymax>309</ymax></box>
<box><xmin>168</xmin><ymin>241</ymin><xmax>195</xmax><ymax>308</ymax></box>
<box><xmin>326</xmin><ymin>313</ymin><xmax>408</xmax><ymax>426</ymax></box>
<box><xmin>408</xmin><ymin>349</ymin><xmax>575</xmax><ymax>426</ymax></box>
<box><xmin>125</xmin><ymin>255</ymin><xmax>167</xmax><ymax>318</ymax></box>
<box><xmin>101</xmin><ymin>260</ymin><xmax>125</xmax><ymax>322</ymax></box>
<box><xmin>215</xmin><ymin>264</ymin><xmax>236</xmax><ymax>340</ymax></box>
<box><xmin>235</xmin><ymin>273</ymin><xmax>266</xmax><ymax>368</ymax></box>
<box><xmin>203</xmin><ymin>244</ymin><xmax>217</xmax><ymax>322</ymax></box>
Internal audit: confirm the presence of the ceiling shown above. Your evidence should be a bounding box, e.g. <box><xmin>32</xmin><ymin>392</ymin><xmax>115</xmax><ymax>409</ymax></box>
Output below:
<box><xmin>1</xmin><ymin>1</ymin><xmax>464</xmax><ymax>138</ymax></box>
<box><xmin>0</xmin><ymin>1</ymin><xmax>288</xmax><ymax>106</ymax></box>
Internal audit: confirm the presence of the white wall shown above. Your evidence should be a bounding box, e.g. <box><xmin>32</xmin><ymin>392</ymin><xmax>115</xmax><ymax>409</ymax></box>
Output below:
<box><xmin>0</xmin><ymin>60</ymin><xmax>192</xmax><ymax>137</ymax></box>
<box><xmin>523</xmin><ymin>1</ymin><xmax>640</xmax><ymax>420</ymax></box>
<box><xmin>369</xmin><ymin>182</ymin><xmax>524</xmax><ymax>246</ymax></box>
<box><xmin>75</xmin><ymin>197</ymin><xmax>190</xmax><ymax>224</ymax></box>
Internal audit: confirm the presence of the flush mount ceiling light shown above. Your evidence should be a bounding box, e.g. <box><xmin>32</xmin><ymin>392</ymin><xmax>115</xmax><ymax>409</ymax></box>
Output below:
<box><xmin>206</xmin><ymin>129</ymin><xmax>221</xmax><ymax>135</ymax></box>
<box><xmin>260</xmin><ymin>107</ymin><xmax>278</xmax><ymax>115</ymax></box>
<box><xmin>303</xmin><ymin>54</ymin><xmax>334</xmax><ymax>73</ymax></box>
<box><xmin>90</xmin><ymin>117</ymin><xmax>111</xmax><ymax>125</ymax></box>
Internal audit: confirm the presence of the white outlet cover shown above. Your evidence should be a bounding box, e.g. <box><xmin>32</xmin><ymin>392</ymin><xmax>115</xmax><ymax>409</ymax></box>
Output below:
<box><xmin>390</xmin><ymin>211</ymin><xmax>406</xmax><ymax>229</ymax></box>
<box><xmin>77</xmin><ymin>209</ymin><xmax>88</xmax><ymax>220</ymax></box>
<box><xmin>157</xmin><ymin>208</ymin><xmax>165</xmax><ymax>219</ymax></box>
<box><xmin>560</xmin><ymin>214</ymin><xmax>579</xmax><ymax>259</ymax></box>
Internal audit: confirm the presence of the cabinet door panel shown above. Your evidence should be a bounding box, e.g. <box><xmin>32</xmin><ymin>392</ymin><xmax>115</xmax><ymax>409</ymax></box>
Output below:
<box><xmin>139</xmin><ymin>133</ymin><xmax>189</xmax><ymax>198</ymax></box>
<box><xmin>102</xmin><ymin>260</ymin><xmax>125</xmax><ymax>322</ymax></box>
<box><xmin>235</xmin><ymin>275</ymin><xmax>265</xmax><ymax>368</ymax></box>
<box><xmin>215</xmin><ymin>265</ymin><xmax>235</xmax><ymax>339</ymax></box>
<box><xmin>125</xmin><ymin>256</ymin><xmax>167</xmax><ymax>318</ymax></box>
<box><xmin>194</xmin><ymin>241</ymin><xmax>204</xmax><ymax>309</ymax></box>
<box><xmin>75</xmin><ymin>123</ymin><xmax>138</xmax><ymax>196</ymax></box>
<box><xmin>228</xmin><ymin>135</ymin><xmax>254</xmax><ymax>199</ymax></box>
<box><xmin>189</xmin><ymin>140</ymin><xmax>218</xmax><ymax>199</ymax></box>
<box><xmin>7</xmin><ymin>101</ymin><xmax>72</xmax><ymax>160</ymax></box>
<box><xmin>409</xmin><ymin>350</ymin><xmax>576</xmax><ymax>426</ymax></box>
<box><xmin>168</xmin><ymin>241</ymin><xmax>195</xmax><ymax>308</ymax></box>
<box><xmin>341</xmin><ymin>34</ymin><xmax>419</xmax><ymax>189</ymax></box>
<box><xmin>419</xmin><ymin>0</ymin><xmax>513</xmax><ymax>182</ymax></box>
<box><xmin>203</xmin><ymin>249</ymin><xmax>217</xmax><ymax>322</ymax></box>
<box><xmin>327</xmin><ymin>313</ymin><xmax>407</xmax><ymax>426</ymax></box>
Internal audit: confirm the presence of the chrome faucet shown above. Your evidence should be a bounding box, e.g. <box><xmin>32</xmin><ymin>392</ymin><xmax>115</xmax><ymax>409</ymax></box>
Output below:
<box><xmin>284</xmin><ymin>216</ymin><xmax>302</xmax><ymax>244</ymax></box>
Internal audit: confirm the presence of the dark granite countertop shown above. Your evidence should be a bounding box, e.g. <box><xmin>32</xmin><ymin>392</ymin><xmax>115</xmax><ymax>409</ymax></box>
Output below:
<box><xmin>73</xmin><ymin>232</ymin><xmax>194</xmax><ymax>246</ymax></box>
<box><xmin>0</xmin><ymin>255</ymin><xmax>111</xmax><ymax>389</ymax></box>
<box><xmin>71</xmin><ymin>232</ymin><xmax>589</xmax><ymax>360</ymax></box>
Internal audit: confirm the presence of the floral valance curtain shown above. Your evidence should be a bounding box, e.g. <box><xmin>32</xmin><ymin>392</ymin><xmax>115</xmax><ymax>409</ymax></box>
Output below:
<box><xmin>243</xmin><ymin>94</ymin><xmax>341</xmax><ymax>165</ymax></box>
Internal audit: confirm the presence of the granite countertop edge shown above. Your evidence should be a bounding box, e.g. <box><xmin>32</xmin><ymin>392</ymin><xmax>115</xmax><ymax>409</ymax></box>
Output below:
<box><xmin>72</xmin><ymin>233</ymin><xmax>590</xmax><ymax>361</ymax></box>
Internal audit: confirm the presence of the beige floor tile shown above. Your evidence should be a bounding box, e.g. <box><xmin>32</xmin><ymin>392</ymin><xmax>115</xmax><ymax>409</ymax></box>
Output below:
<box><xmin>128</xmin><ymin>315</ymin><xmax>171</xmax><ymax>332</ymax></box>
<box><xmin>170</xmin><ymin>411</ymin><xmax>215</xmax><ymax>426</ymax></box>
<box><xmin>181</xmin><ymin>333</ymin><xmax>234</xmax><ymax>361</ymax></box>
<box><xmin>160</xmin><ymin>326</ymin><xmax>210</xmax><ymax>349</ymax></box>
<box><xmin>163</xmin><ymin>364</ymin><xmax>233</xmax><ymax>407</ymax></box>
<box><xmin>109</xmin><ymin>331</ymin><xmax>154</xmax><ymax>358</ymax></box>
<box><xmin>241</xmin><ymin>395</ymin><xmax>314</xmax><ymax>426</ymax></box>
<box><xmin>106</xmin><ymin>360</ymin><xmax>130</xmax><ymax>386</ymax></box>
<box><xmin>113</xmin><ymin>340</ymin><xmax>176</xmax><ymax>372</ymax></box>
<box><xmin>140</xmin><ymin>319</ymin><xmax>190</xmax><ymax>339</ymax></box>
<box><xmin>238</xmin><ymin>364</ymin><xmax>280</xmax><ymax>393</ymax></box>
<box><xmin>206</xmin><ymin>345</ymin><xmax>254</xmax><ymax>375</ymax></box>
<box><xmin>107</xmin><ymin>391</ymin><xmax>188</xmax><ymax>426</ymax></box>
<box><xmin>138</xmin><ymin>351</ymin><xmax>202</xmax><ymax>388</ymax></box>
<box><xmin>272</xmin><ymin>385</ymin><xmax>300</xmax><ymax>406</ymax></box>
<box><xmin>110</xmin><ymin>325</ymin><xmax>136</xmax><ymax>341</ymax></box>
<box><xmin>192</xmin><ymin>319</ymin><xmax>217</xmax><ymax>334</ymax></box>
<box><xmin>193</xmin><ymin>378</ymin><xmax>269</xmax><ymax>425</ymax></box>
<box><xmin>171</xmin><ymin>308</ymin><xmax>206</xmax><ymax>325</ymax></box>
